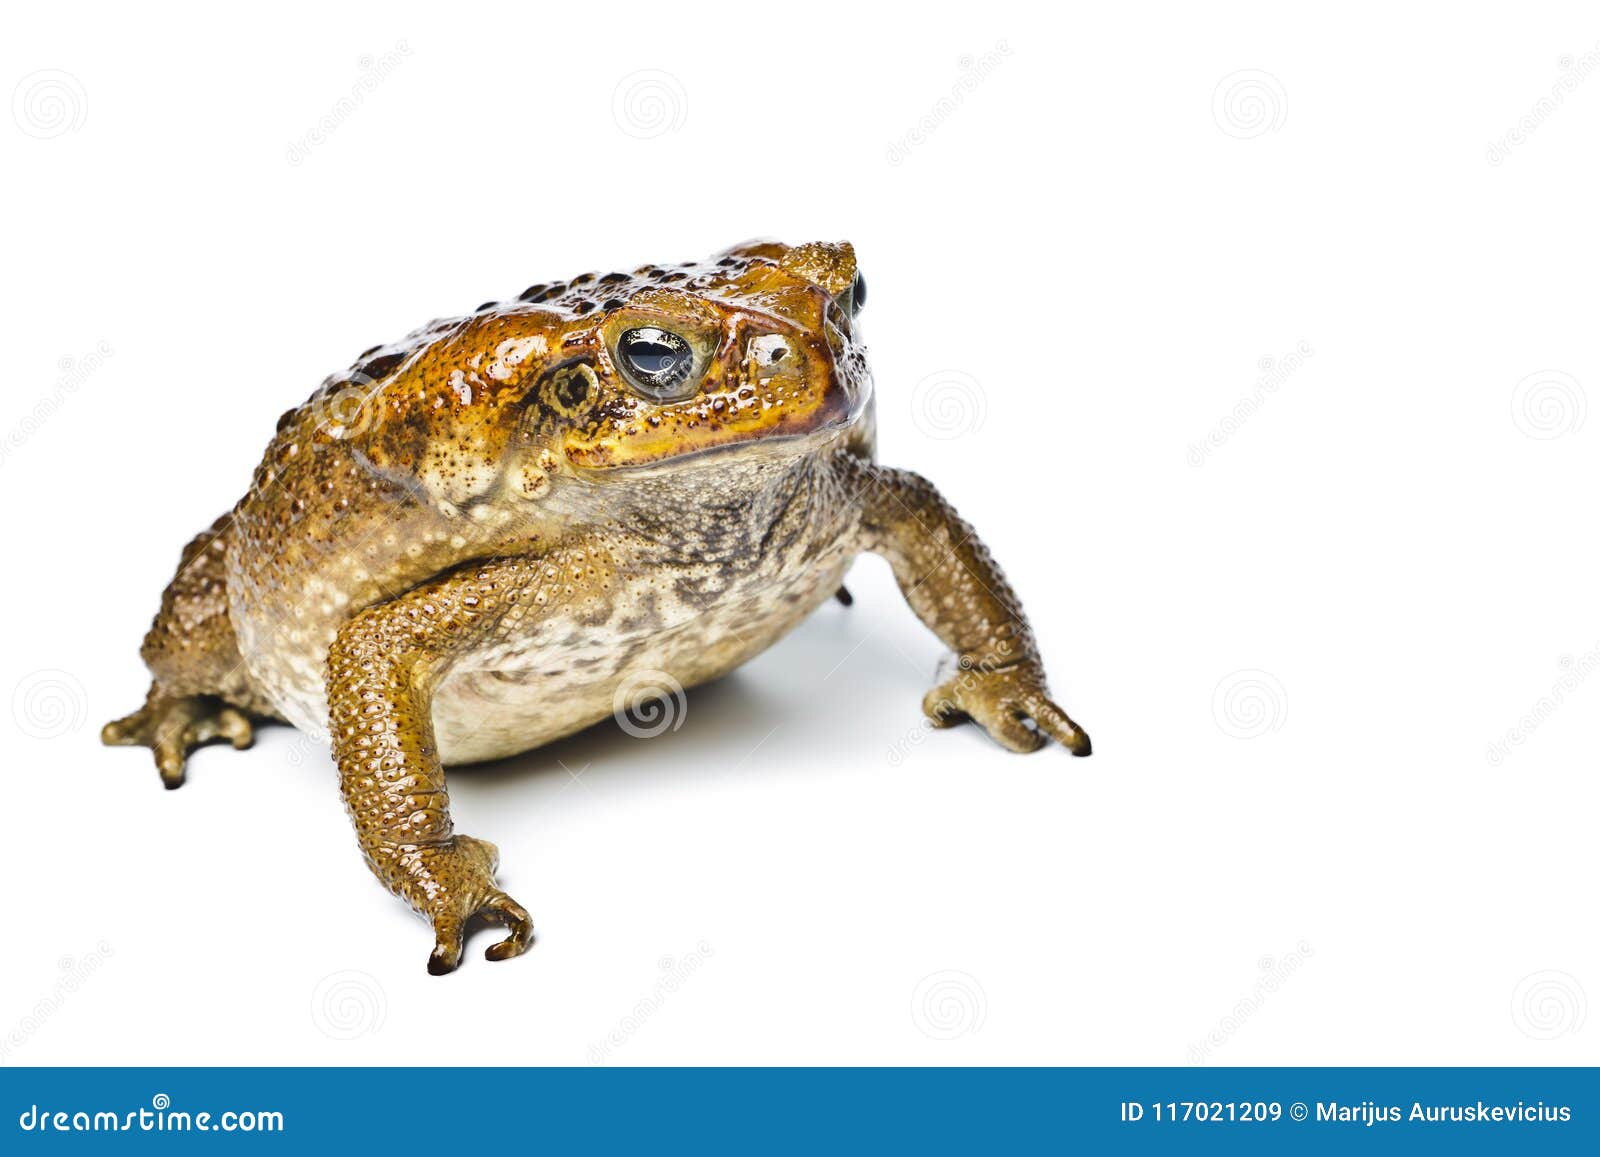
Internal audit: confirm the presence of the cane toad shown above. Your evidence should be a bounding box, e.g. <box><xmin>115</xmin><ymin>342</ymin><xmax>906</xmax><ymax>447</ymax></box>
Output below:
<box><xmin>104</xmin><ymin>240</ymin><xmax>1092</xmax><ymax>973</ymax></box>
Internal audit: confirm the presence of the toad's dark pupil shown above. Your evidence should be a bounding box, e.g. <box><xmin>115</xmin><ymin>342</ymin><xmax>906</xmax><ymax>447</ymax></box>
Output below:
<box><xmin>629</xmin><ymin>344</ymin><xmax>679</xmax><ymax>375</ymax></box>
<box><xmin>618</xmin><ymin>327</ymin><xmax>693</xmax><ymax>394</ymax></box>
<box><xmin>851</xmin><ymin>270</ymin><xmax>867</xmax><ymax>312</ymax></box>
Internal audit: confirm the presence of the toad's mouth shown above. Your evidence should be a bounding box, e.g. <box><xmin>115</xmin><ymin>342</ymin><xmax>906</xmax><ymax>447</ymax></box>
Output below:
<box><xmin>566</xmin><ymin>421</ymin><xmax>853</xmax><ymax>480</ymax></box>
<box><xmin>562</xmin><ymin>379</ymin><xmax>864</xmax><ymax>475</ymax></box>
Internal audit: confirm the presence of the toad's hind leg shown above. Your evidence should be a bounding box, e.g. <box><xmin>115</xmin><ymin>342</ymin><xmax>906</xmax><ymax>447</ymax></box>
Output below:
<box><xmin>103</xmin><ymin>692</ymin><xmax>257</xmax><ymax>789</ymax></box>
<box><xmin>102</xmin><ymin>513</ymin><xmax>283</xmax><ymax>788</ymax></box>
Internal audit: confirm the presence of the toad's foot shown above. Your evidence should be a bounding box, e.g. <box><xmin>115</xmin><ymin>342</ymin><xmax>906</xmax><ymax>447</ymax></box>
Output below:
<box><xmin>922</xmin><ymin>659</ymin><xmax>1092</xmax><ymax>756</ymax></box>
<box><xmin>386</xmin><ymin>836</ymin><xmax>535</xmax><ymax>975</ymax></box>
<box><xmin>101</xmin><ymin>692</ymin><xmax>256</xmax><ymax>789</ymax></box>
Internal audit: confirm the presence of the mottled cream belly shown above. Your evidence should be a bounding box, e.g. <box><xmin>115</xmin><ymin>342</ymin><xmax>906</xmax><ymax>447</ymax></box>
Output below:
<box><xmin>428</xmin><ymin>551</ymin><xmax>854</xmax><ymax>765</ymax></box>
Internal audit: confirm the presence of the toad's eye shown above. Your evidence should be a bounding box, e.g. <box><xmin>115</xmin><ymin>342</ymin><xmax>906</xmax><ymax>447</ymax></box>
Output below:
<box><xmin>837</xmin><ymin>270</ymin><xmax>866</xmax><ymax>318</ymax></box>
<box><xmin>616</xmin><ymin>327</ymin><xmax>697</xmax><ymax>399</ymax></box>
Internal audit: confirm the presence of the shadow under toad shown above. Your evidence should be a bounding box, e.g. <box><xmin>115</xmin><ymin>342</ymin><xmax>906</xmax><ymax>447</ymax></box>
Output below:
<box><xmin>444</xmin><ymin>598</ymin><xmax>928</xmax><ymax>806</ymax></box>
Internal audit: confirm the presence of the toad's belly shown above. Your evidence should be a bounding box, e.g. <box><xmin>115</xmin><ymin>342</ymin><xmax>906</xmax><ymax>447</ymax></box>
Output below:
<box><xmin>429</xmin><ymin>552</ymin><xmax>854</xmax><ymax>765</ymax></box>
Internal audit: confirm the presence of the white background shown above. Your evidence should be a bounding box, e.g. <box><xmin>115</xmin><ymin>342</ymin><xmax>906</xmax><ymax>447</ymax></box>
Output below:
<box><xmin>2</xmin><ymin>1</ymin><xmax>1596</xmax><ymax>1066</ymax></box>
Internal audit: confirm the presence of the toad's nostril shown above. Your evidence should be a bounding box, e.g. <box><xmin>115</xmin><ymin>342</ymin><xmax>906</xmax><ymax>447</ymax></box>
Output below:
<box><xmin>747</xmin><ymin>335</ymin><xmax>794</xmax><ymax>370</ymax></box>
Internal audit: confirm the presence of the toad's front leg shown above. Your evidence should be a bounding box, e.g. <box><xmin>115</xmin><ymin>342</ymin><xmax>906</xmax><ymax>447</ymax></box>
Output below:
<box><xmin>326</xmin><ymin>554</ymin><xmax>584</xmax><ymax>974</ymax></box>
<box><xmin>842</xmin><ymin>455</ymin><xmax>1092</xmax><ymax>756</ymax></box>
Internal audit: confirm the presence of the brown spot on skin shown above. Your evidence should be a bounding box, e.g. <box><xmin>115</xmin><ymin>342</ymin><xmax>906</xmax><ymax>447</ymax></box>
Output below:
<box><xmin>517</xmin><ymin>464</ymin><xmax>550</xmax><ymax>499</ymax></box>
<box><xmin>355</xmin><ymin>350</ymin><xmax>407</xmax><ymax>381</ymax></box>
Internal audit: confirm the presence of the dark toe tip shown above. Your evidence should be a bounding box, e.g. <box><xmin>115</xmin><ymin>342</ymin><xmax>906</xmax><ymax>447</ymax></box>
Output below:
<box><xmin>426</xmin><ymin>953</ymin><xmax>458</xmax><ymax>976</ymax></box>
<box><xmin>486</xmin><ymin>933</ymin><xmax>534</xmax><ymax>963</ymax></box>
